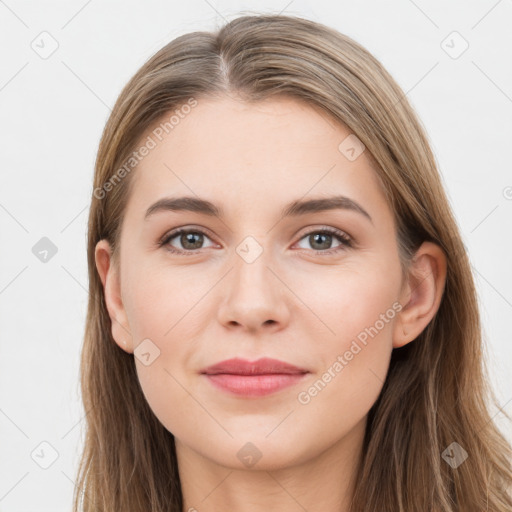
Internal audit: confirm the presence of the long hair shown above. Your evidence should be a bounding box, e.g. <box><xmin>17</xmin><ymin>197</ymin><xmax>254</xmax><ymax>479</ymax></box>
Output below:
<box><xmin>74</xmin><ymin>13</ymin><xmax>512</xmax><ymax>511</ymax></box>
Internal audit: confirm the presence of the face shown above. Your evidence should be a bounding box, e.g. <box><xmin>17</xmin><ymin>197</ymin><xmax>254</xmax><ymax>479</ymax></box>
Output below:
<box><xmin>99</xmin><ymin>95</ymin><xmax>411</xmax><ymax>471</ymax></box>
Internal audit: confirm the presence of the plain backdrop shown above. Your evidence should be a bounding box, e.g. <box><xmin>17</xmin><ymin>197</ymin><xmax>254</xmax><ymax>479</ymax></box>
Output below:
<box><xmin>0</xmin><ymin>1</ymin><xmax>511</xmax><ymax>510</ymax></box>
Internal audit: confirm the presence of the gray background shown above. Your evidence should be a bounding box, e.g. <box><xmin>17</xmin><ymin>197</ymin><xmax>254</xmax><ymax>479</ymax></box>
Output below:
<box><xmin>0</xmin><ymin>0</ymin><xmax>511</xmax><ymax>510</ymax></box>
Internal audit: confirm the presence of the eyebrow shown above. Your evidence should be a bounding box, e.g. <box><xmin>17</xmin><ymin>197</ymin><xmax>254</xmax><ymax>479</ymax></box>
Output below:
<box><xmin>144</xmin><ymin>195</ymin><xmax>373</xmax><ymax>224</ymax></box>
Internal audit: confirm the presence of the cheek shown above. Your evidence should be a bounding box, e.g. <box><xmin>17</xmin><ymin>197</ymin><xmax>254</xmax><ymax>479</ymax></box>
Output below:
<box><xmin>290</xmin><ymin>261</ymin><xmax>400</xmax><ymax>403</ymax></box>
<box><xmin>123</xmin><ymin>262</ymin><xmax>206</xmax><ymax>341</ymax></box>
<box><xmin>123</xmin><ymin>267</ymin><xmax>210</xmax><ymax>431</ymax></box>
<box><xmin>292</xmin><ymin>260</ymin><xmax>401</xmax><ymax>344</ymax></box>
<box><xmin>288</xmin><ymin>269</ymin><xmax>399</xmax><ymax>456</ymax></box>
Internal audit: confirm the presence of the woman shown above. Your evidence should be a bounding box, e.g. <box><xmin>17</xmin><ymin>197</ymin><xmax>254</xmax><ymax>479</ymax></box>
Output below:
<box><xmin>74</xmin><ymin>13</ymin><xmax>512</xmax><ymax>512</ymax></box>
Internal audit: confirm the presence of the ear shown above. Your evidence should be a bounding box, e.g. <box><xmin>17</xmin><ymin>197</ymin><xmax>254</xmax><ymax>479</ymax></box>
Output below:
<box><xmin>393</xmin><ymin>241</ymin><xmax>447</xmax><ymax>348</ymax></box>
<box><xmin>95</xmin><ymin>239</ymin><xmax>133</xmax><ymax>353</ymax></box>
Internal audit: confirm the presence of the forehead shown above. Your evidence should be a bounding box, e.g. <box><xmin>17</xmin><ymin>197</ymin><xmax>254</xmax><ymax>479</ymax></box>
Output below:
<box><xmin>123</xmin><ymin>95</ymin><xmax>389</xmax><ymax>224</ymax></box>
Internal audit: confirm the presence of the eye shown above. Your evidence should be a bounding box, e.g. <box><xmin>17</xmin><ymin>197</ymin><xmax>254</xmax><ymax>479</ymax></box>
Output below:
<box><xmin>294</xmin><ymin>227</ymin><xmax>353</xmax><ymax>254</ymax></box>
<box><xmin>159</xmin><ymin>228</ymin><xmax>216</xmax><ymax>255</ymax></box>
<box><xmin>159</xmin><ymin>226</ymin><xmax>353</xmax><ymax>255</ymax></box>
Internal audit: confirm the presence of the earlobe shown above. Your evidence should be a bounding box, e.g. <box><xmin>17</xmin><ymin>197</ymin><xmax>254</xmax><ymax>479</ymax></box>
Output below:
<box><xmin>94</xmin><ymin>239</ymin><xmax>133</xmax><ymax>353</ymax></box>
<box><xmin>393</xmin><ymin>241</ymin><xmax>447</xmax><ymax>349</ymax></box>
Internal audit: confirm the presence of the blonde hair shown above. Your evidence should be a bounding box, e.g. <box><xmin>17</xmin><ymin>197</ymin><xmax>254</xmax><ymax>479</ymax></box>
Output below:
<box><xmin>74</xmin><ymin>13</ymin><xmax>512</xmax><ymax>511</ymax></box>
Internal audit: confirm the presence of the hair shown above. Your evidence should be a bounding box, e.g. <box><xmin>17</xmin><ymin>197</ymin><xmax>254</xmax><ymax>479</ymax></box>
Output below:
<box><xmin>74</xmin><ymin>12</ymin><xmax>512</xmax><ymax>512</ymax></box>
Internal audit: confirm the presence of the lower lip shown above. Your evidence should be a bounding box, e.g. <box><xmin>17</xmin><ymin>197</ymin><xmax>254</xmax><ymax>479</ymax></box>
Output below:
<box><xmin>204</xmin><ymin>373</ymin><xmax>308</xmax><ymax>397</ymax></box>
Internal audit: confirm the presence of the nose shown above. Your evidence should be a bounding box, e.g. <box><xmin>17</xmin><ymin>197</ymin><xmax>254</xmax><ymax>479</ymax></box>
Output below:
<box><xmin>216</xmin><ymin>243</ymin><xmax>291</xmax><ymax>333</ymax></box>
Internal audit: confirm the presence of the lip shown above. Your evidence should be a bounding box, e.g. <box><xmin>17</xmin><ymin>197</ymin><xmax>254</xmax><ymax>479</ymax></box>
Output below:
<box><xmin>201</xmin><ymin>357</ymin><xmax>308</xmax><ymax>375</ymax></box>
<box><xmin>200</xmin><ymin>357</ymin><xmax>310</xmax><ymax>397</ymax></box>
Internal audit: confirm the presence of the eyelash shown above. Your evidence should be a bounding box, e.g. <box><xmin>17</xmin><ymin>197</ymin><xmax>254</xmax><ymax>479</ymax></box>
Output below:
<box><xmin>158</xmin><ymin>226</ymin><xmax>353</xmax><ymax>256</ymax></box>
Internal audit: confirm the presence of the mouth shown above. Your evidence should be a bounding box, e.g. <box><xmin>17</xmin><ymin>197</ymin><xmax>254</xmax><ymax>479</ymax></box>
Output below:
<box><xmin>200</xmin><ymin>357</ymin><xmax>310</xmax><ymax>397</ymax></box>
<box><xmin>203</xmin><ymin>373</ymin><xmax>309</xmax><ymax>397</ymax></box>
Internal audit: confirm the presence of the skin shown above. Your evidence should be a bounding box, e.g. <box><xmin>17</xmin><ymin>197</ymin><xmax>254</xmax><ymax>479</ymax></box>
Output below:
<box><xmin>95</xmin><ymin>95</ymin><xmax>447</xmax><ymax>512</ymax></box>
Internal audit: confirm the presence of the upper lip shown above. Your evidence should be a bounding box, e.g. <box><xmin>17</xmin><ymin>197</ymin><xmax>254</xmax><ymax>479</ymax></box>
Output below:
<box><xmin>201</xmin><ymin>357</ymin><xmax>309</xmax><ymax>376</ymax></box>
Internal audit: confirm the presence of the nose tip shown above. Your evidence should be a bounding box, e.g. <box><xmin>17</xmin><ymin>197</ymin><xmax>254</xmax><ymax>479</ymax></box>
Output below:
<box><xmin>217</xmin><ymin>260</ymin><xmax>290</xmax><ymax>333</ymax></box>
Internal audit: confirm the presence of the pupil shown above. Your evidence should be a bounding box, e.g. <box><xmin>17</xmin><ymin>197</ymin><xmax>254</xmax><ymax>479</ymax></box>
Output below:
<box><xmin>311</xmin><ymin>233</ymin><xmax>331</xmax><ymax>250</ymax></box>
<box><xmin>182</xmin><ymin>232</ymin><xmax>202</xmax><ymax>249</ymax></box>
